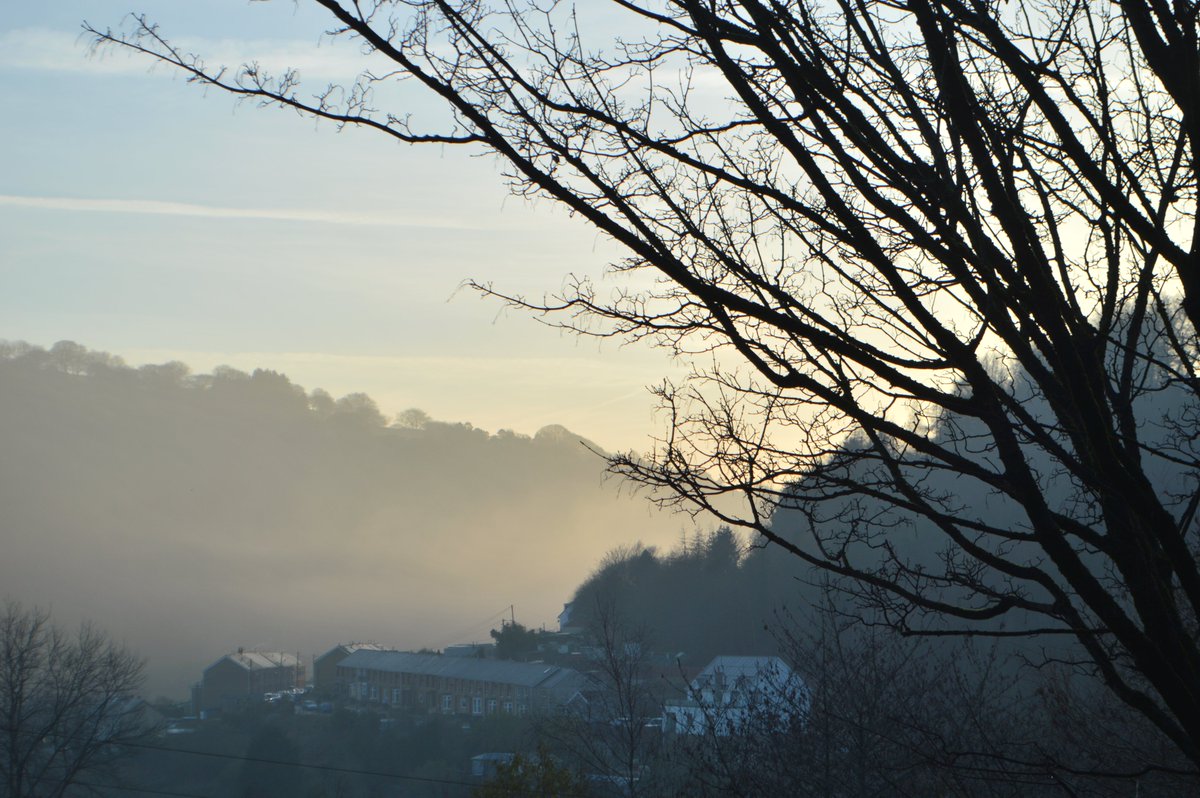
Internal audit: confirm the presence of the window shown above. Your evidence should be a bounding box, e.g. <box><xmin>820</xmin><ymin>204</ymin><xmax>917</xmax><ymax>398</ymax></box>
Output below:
<box><xmin>392</xmin><ymin>688</ymin><xmax>401</xmax><ymax>704</ymax></box>
<box><xmin>472</xmin><ymin>696</ymin><xmax>483</xmax><ymax>715</ymax></box>
<box><xmin>517</xmin><ymin>703</ymin><xmax>527</xmax><ymax>717</ymax></box>
<box><xmin>459</xmin><ymin>696</ymin><xmax>469</xmax><ymax>712</ymax></box>
<box><xmin>487</xmin><ymin>699</ymin><xmax>497</xmax><ymax>714</ymax></box>
<box><xmin>442</xmin><ymin>694</ymin><xmax>452</xmax><ymax>713</ymax></box>
<box><xmin>503</xmin><ymin>701</ymin><xmax>513</xmax><ymax>714</ymax></box>
<box><xmin>369</xmin><ymin>685</ymin><xmax>378</xmax><ymax>701</ymax></box>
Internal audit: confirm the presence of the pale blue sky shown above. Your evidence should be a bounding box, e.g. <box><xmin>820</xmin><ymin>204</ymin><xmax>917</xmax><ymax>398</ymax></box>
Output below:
<box><xmin>0</xmin><ymin>1</ymin><xmax>679</xmax><ymax>449</ymax></box>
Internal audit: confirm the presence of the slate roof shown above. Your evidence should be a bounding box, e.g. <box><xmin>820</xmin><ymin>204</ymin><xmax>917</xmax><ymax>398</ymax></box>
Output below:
<box><xmin>338</xmin><ymin>649</ymin><xmax>584</xmax><ymax>690</ymax></box>
<box><xmin>316</xmin><ymin>642</ymin><xmax>390</xmax><ymax>663</ymax></box>
<box><xmin>207</xmin><ymin>651</ymin><xmax>300</xmax><ymax>673</ymax></box>
<box><xmin>689</xmin><ymin>655</ymin><xmax>805</xmax><ymax>702</ymax></box>
<box><xmin>696</xmin><ymin>655</ymin><xmax>791</xmax><ymax>683</ymax></box>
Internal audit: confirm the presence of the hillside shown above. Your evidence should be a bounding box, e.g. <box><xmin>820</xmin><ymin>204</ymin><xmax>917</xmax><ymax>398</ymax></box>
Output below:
<box><xmin>0</xmin><ymin>340</ymin><xmax>685</xmax><ymax>696</ymax></box>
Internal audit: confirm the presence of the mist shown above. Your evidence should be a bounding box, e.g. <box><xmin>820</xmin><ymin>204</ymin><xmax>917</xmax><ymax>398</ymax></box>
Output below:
<box><xmin>0</xmin><ymin>340</ymin><xmax>688</xmax><ymax>697</ymax></box>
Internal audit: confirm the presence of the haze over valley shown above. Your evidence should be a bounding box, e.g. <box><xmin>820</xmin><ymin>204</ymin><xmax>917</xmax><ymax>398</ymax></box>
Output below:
<box><xmin>0</xmin><ymin>340</ymin><xmax>688</xmax><ymax>696</ymax></box>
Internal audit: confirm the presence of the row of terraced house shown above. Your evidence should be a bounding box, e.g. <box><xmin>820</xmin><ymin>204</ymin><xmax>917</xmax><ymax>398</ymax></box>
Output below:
<box><xmin>334</xmin><ymin>649</ymin><xmax>587</xmax><ymax>717</ymax></box>
<box><xmin>194</xmin><ymin>642</ymin><xmax>587</xmax><ymax>718</ymax></box>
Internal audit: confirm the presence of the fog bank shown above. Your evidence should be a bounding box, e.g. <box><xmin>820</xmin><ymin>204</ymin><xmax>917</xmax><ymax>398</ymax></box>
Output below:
<box><xmin>0</xmin><ymin>340</ymin><xmax>687</xmax><ymax>697</ymax></box>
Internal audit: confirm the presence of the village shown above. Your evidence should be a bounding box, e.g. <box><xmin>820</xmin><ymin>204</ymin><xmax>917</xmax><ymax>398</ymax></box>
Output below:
<box><xmin>136</xmin><ymin>602</ymin><xmax>806</xmax><ymax>794</ymax></box>
<box><xmin>190</xmin><ymin>603</ymin><xmax>806</xmax><ymax>744</ymax></box>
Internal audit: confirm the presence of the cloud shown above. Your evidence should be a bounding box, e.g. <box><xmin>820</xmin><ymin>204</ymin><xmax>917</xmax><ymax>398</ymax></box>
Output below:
<box><xmin>0</xmin><ymin>28</ymin><xmax>100</xmax><ymax>73</ymax></box>
<box><xmin>0</xmin><ymin>26</ymin><xmax>383</xmax><ymax>81</ymax></box>
<box><xmin>0</xmin><ymin>193</ymin><xmax>489</xmax><ymax>230</ymax></box>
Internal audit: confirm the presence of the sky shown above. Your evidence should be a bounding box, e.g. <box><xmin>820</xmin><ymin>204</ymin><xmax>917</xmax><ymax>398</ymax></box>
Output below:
<box><xmin>0</xmin><ymin>0</ymin><xmax>683</xmax><ymax>451</ymax></box>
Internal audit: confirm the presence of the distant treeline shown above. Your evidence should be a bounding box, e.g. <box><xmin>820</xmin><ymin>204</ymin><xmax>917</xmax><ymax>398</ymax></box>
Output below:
<box><xmin>0</xmin><ymin>338</ymin><xmax>583</xmax><ymax>438</ymax></box>
<box><xmin>568</xmin><ymin>527</ymin><xmax>822</xmax><ymax>664</ymax></box>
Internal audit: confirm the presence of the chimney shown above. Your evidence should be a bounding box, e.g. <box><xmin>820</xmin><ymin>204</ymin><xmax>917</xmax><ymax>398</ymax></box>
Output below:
<box><xmin>237</xmin><ymin>647</ymin><xmax>244</xmax><ymax>655</ymax></box>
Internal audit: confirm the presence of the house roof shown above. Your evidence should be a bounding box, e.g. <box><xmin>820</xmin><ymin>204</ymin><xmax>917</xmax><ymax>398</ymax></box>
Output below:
<box><xmin>472</xmin><ymin>753</ymin><xmax>516</xmax><ymax>763</ymax></box>
<box><xmin>338</xmin><ymin>649</ymin><xmax>585</xmax><ymax>690</ymax></box>
<box><xmin>206</xmin><ymin>651</ymin><xmax>300</xmax><ymax>673</ymax></box>
<box><xmin>697</xmin><ymin>655</ymin><xmax>791</xmax><ymax>680</ymax></box>
<box><xmin>316</xmin><ymin>642</ymin><xmax>390</xmax><ymax>664</ymax></box>
<box><xmin>692</xmin><ymin>655</ymin><xmax>801</xmax><ymax>693</ymax></box>
<box><xmin>557</xmin><ymin>602</ymin><xmax>576</xmax><ymax>625</ymax></box>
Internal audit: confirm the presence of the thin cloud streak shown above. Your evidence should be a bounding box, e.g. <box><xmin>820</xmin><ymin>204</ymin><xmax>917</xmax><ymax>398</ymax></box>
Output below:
<box><xmin>0</xmin><ymin>26</ymin><xmax>380</xmax><ymax>80</ymax></box>
<box><xmin>0</xmin><ymin>194</ymin><xmax>497</xmax><ymax>230</ymax></box>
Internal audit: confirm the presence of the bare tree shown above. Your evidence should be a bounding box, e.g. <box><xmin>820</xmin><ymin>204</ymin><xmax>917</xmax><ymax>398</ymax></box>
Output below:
<box><xmin>0</xmin><ymin>602</ymin><xmax>147</xmax><ymax>798</ymax></box>
<box><xmin>541</xmin><ymin>596</ymin><xmax>663</xmax><ymax>797</ymax></box>
<box><xmin>89</xmin><ymin>0</ymin><xmax>1200</xmax><ymax>770</ymax></box>
<box><xmin>671</xmin><ymin>599</ymin><xmax>1200</xmax><ymax>797</ymax></box>
<box><xmin>670</xmin><ymin>614</ymin><xmax>1031</xmax><ymax>798</ymax></box>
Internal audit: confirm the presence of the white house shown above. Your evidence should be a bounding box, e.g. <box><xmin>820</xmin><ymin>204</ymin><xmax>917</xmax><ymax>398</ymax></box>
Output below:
<box><xmin>557</xmin><ymin>601</ymin><xmax>583</xmax><ymax>634</ymax></box>
<box><xmin>665</xmin><ymin>655</ymin><xmax>807</xmax><ymax>736</ymax></box>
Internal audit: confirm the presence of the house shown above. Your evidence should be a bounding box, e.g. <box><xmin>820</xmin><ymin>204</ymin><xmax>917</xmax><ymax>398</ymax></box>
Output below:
<box><xmin>557</xmin><ymin>602</ymin><xmax>583</xmax><ymax>634</ymax></box>
<box><xmin>313</xmin><ymin>642</ymin><xmax>389</xmax><ymax>696</ymax></box>
<box><xmin>337</xmin><ymin>649</ymin><xmax>586</xmax><ymax>716</ymax></box>
<box><xmin>664</xmin><ymin>655</ymin><xmax>807</xmax><ymax>736</ymax></box>
<box><xmin>471</xmin><ymin>752</ymin><xmax>515</xmax><ymax>778</ymax></box>
<box><xmin>197</xmin><ymin>649</ymin><xmax>304</xmax><ymax>714</ymax></box>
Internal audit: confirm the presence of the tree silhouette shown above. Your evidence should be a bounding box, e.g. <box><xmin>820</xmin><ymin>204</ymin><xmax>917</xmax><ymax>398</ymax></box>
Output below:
<box><xmin>89</xmin><ymin>0</ymin><xmax>1200</xmax><ymax>769</ymax></box>
<box><xmin>489</xmin><ymin>621</ymin><xmax>539</xmax><ymax>661</ymax></box>
<box><xmin>0</xmin><ymin>603</ymin><xmax>147</xmax><ymax>798</ymax></box>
